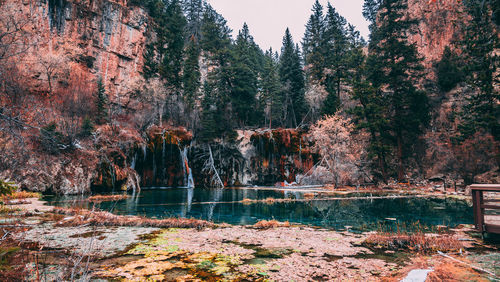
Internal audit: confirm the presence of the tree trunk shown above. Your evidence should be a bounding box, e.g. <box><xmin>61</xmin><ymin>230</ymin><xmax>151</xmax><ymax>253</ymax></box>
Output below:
<box><xmin>397</xmin><ymin>133</ymin><xmax>404</xmax><ymax>182</ymax></box>
<box><xmin>378</xmin><ymin>153</ymin><xmax>388</xmax><ymax>184</ymax></box>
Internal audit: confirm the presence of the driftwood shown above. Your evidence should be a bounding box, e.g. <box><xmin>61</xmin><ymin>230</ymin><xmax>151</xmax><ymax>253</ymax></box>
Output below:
<box><xmin>437</xmin><ymin>251</ymin><xmax>497</xmax><ymax>278</ymax></box>
<box><xmin>202</xmin><ymin>145</ymin><xmax>224</xmax><ymax>188</ymax></box>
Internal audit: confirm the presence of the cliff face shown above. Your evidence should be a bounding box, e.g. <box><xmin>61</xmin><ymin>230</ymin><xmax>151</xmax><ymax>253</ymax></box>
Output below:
<box><xmin>407</xmin><ymin>0</ymin><xmax>464</xmax><ymax>70</ymax></box>
<box><xmin>15</xmin><ymin>0</ymin><xmax>148</xmax><ymax>98</ymax></box>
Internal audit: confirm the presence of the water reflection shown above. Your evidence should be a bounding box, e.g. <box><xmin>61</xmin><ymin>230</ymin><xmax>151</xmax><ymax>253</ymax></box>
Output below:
<box><xmin>44</xmin><ymin>188</ymin><xmax>473</xmax><ymax>232</ymax></box>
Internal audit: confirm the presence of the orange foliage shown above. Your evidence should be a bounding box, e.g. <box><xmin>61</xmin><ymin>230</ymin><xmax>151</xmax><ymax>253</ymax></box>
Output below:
<box><xmin>88</xmin><ymin>194</ymin><xmax>129</xmax><ymax>203</ymax></box>
<box><xmin>364</xmin><ymin>233</ymin><xmax>462</xmax><ymax>254</ymax></box>
<box><xmin>253</xmin><ymin>220</ymin><xmax>290</xmax><ymax>229</ymax></box>
<box><xmin>53</xmin><ymin>207</ymin><xmax>214</xmax><ymax>228</ymax></box>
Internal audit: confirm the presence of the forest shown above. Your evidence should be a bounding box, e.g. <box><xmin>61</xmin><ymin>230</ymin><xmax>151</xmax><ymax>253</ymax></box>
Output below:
<box><xmin>0</xmin><ymin>0</ymin><xmax>498</xmax><ymax>192</ymax></box>
<box><xmin>0</xmin><ymin>0</ymin><xmax>499</xmax><ymax>281</ymax></box>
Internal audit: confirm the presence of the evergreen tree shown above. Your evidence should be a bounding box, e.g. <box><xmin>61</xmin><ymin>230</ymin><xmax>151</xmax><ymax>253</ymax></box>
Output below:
<box><xmin>230</xmin><ymin>23</ymin><xmax>261</xmax><ymax>126</ymax></box>
<box><xmin>183</xmin><ymin>36</ymin><xmax>201</xmax><ymax>109</ymax></box>
<box><xmin>363</xmin><ymin>0</ymin><xmax>382</xmax><ymax>33</ymax></box>
<box><xmin>435</xmin><ymin>46</ymin><xmax>464</xmax><ymax>92</ymax></box>
<box><xmin>94</xmin><ymin>78</ymin><xmax>108</xmax><ymax>125</ymax></box>
<box><xmin>142</xmin><ymin>43</ymin><xmax>158</xmax><ymax>79</ymax></box>
<box><xmin>198</xmin><ymin>82</ymin><xmax>220</xmax><ymax>142</ymax></box>
<box><xmin>303</xmin><ymin>0</ymin><xmax>325</xmax><ymax>81</ymax></box>
<box><xmin>199</xmin><ymin>4</ymin><xmax>234</xmax><ymax>139</ymax></box>
<box><xmin>200</xmin><ymin>4</ymin><xmax>232</xmax><ymax>55</ymax></box>
<box><xmin>279</xmin><ymin>29</ymin><xmax>307</xmax><ymax>128</ymax></box>
<box><xmin>183</xmin><ymin>0</ymin><xmax>204</xmax><ymax>41</ymax></box>
<box><xmin>158</xmin><ymin>0</ymin><xmax>187</xmax><ymax>89</ymax></box>
<box><xmin>261</xmin><ymin>49</ymin><xmax>283</xmax><ymax>128</ymax></box>
<box><xmin>321</xmin><ymin>3</ymin><xmax>349</xmax><ymax>115</ymax></box>
<box><xmin>456</xmin><ymin>0</ymin><xmax>499</xmax><ymax>143</ymax></box>
<box><xmin>360</xmin><ymin>0</ymin><xmax>429</xmax><ymax>181</ymax></box>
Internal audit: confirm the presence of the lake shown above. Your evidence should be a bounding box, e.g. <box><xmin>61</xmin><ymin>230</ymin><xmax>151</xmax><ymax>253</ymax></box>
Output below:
<box><xmin>43</xmin><ymin>187</ymin><xmax>473</xmax><ymax>232</ymax></box>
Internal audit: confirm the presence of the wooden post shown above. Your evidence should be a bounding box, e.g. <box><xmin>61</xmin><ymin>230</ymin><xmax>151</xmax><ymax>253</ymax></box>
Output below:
<box><xmin>470</xmin><ymin>184</ymin><xmax>500</xmax><ymax>236</ymax></box>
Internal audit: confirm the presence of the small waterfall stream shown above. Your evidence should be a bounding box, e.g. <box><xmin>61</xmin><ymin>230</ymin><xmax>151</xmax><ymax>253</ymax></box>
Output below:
<box><xmin>181</xmin><ymin>147</ymin><xmax>195</xmax><ymax>188</ymax></box>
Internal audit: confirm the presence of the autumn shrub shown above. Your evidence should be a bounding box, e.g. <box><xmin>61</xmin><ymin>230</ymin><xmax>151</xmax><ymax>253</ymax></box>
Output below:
<box><xmin>253</xmin><ymin>220</ymin><xmax>290</xmax><ymax>229</ymax></box>
<box><xmin>363</xmin><ymin>232</ymin><xmax>462</xmax><ymax>254</ymax></box>
<box><xmin>1</xmin><ymin>191</ymin><xmax>40</xmax><ymax>201</ymax></box>
<box><xmin>87</xmin><ymin>194</ymin><xmax>129</xmax><ymax>203</ymax></box>
<box><xmin>0</xmin><ymin>180</ymin><xmax>16</xmax><ymax>197</ymax></box>
<box><xmin>53</xmin><ymin>207</ymin><xmax>214</xmax><ymax>229</ymax></box>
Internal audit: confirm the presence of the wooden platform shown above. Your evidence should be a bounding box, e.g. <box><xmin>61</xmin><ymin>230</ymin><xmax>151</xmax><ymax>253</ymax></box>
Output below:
<box><xmin>471</xmin><ymin>184</ymin><xmax>500</xmax><ymax>235</ymax></box>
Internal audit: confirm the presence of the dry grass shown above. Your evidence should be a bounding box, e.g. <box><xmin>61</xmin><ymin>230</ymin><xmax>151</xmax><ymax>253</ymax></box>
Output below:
<box><xmin>0</xmin><ymin>191</ymin><xmax>40</xmax><ymax>201</ymax></box>
<box><xmin>364</xmin><ymin>233</ymin><xmax>463</xmax><ymax>254</ymax></box>
<box><xmin>0</xmin><ymin>206</ymin><xmax>21</xmax><ymax>214</ymax></box>
<box><xmin>3</xmin><ymin>199</ymin><xmax>31</xmax><ymax>205</ymax></box>
<box><xmin>87</xmin><ymin>194</ymin><xmax>129</xmax><ymax>203</ymax></box>
<box><xmin>253</xmin><ymin>220</ymin><xmax>290</xmax><ymax>229</ymax></box>
<box><xmin>241</xmin><ymin>198</ymin><xmax>254</xmax><ymax>205</ymax></box>
<box><xmin>304</xmin><ymin>193</ymin><xmax>315</xmax><ymax>199</ymax></box>
<box><xmin>53</xmin><ymin>207</ymin><xmax>214</xmax><ymax>229</ymax></box>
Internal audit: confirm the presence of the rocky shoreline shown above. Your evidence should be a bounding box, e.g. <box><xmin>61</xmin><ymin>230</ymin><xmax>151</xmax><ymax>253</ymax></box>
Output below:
<box><xmin>0</xmin><ymin>196</ymin><xmax>497</xmax><ymax>281</ymax></box>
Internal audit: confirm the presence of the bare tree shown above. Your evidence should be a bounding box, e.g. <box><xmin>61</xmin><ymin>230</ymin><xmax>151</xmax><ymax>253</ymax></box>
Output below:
<box><xmin>37</xmin><ymin>49</ymin><xmax>70</xmax><ymax>95</ymax></box>
<box><xmin>0</xmin><ymin>2</ymin><xmax>34</xmax><ymax>63</ymax></box>
<box><xmin>309</xmin><ymin>113</ymin><xmax>368</xmax><ymax>187</ymax></box>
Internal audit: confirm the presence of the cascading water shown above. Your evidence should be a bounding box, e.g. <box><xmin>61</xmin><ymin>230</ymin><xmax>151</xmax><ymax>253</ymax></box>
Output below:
<box><xmin>181</xmin><ymin>147</ymin><xmax>195</xmax><ymax>188</ymax></box>
<box><xmin>130</xmin><ymin>152</ymin><xmax>137</xmax><ymax>170</ymax></box>
<box><xmin>162</xmin><ymin>135</ymin><xmax>166</xmax><ymax>185</ymax></box>
<box><xmin>142</xmin><ymin>144</ymin><xmax>147</xmax><ymax>161</ymax></box>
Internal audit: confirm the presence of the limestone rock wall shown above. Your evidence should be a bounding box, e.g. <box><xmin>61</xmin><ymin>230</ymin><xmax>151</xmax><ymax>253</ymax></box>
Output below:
<box><xmin>14</xmin><ymin>0</ymin><xmax>149</xmax><ymax>99</ymax></box>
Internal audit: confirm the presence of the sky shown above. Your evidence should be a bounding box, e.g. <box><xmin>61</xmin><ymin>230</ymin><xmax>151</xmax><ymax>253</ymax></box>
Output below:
<box><xmin>206</xmin><ymin>0</ymin><xmax>370</xmax><ymax>52</ymax></box>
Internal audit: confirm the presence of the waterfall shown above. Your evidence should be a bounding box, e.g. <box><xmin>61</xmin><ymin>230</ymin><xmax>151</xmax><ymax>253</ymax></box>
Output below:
<box><xmin>152</xmin><ymin>144</ymin><xmax>157</xmax><ymax>184</ymax></box>
<box><xmin>142</xmin><ymin>144</ymin><xmax>147</xmax><ymax>161</ymax></box>
<box><xmin>109</xmin><ymin>164</ymin><xmax>116</xmax><ymax>192</ymax></box>
<box><xmin>162</xmin><ymin>135</ymin><xmax>166</xmax><ymax>184</ymax></box>
<box><xmin>130</xmin><ymin>152</ymin><xmax>137</xmax><ymax>170</ymax></box>
<box><xmin>181</xmin><ymin>147</ymin><xmax>195</xmax><ymax>188</ymax></box>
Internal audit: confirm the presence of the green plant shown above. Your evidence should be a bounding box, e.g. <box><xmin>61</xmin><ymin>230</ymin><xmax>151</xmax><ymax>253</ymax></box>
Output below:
<box><xmin>80</xmin><ymin>117</ymin><xmax>94</xmax><ymax>137</ymax></box>
<box><xmin>0</xmin><ymin>180</ymin><xmax>16</xmax><ymax>197</ymax></box>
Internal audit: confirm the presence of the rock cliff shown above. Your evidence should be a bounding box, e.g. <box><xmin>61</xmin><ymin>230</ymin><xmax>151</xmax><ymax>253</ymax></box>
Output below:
<box><xmin>14</xmin><ymin>0</ymin><xmax>148</xmax><ymax>98</ymax></box>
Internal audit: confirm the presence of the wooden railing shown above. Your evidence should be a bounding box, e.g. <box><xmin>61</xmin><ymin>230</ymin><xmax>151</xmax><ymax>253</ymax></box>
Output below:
<box><xmin>471</xmin><ymin>184</ymin><xmax>500</xmax><ymax>235</ymax></box>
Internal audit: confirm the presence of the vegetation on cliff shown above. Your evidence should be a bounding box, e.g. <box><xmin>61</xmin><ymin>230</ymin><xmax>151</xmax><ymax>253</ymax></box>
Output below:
<box><xmin>0</xmin><ymin>0</ymin><xmax>497</xmax><ymax>192</ymax></box>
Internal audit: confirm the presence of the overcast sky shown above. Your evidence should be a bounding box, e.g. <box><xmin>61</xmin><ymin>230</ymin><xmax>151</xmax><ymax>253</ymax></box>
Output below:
<box><xmin>206</xmin><ymin>0</ymin><xmax>370</xmax><ymax>52</ymax></box>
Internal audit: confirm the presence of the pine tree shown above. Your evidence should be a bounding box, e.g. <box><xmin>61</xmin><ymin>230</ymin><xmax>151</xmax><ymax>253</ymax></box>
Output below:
<box><xmin>456</xmin><ymin>0</ymin><xmax>499</xmax><ymax>143</ymax></box>
<box><xmin>200</xmin><ymin>4</ymin><xmax>232</xmax><ymax>55</ymax></box>
<box><xmin>321</xmin><ymin>3</ymin><xmax>349</xmax><ymax>115</ymax></box>
<box><xmin>303</xmin><ymin>0</ymin><xmax>325</xmax><ymax>81</ymax></box>
<box><xmin>94</xmin><ymin>78</ymin><xmax>108</xmax><ymax>125</ymax></box>
<box><xmin>183</xmin><ymin>36</ymin><xmax>201</xmax><ymax>109</ymax></box>
<box><xmin>158</xmin><ymin>0</ymin><xmax>187</xmax><ymax>89</ymax></box>
<box><xmin>230</xmin><ymin>23</ymin><xmax>261</xmax><ymax>126</ymax></box>
<box><xmin>261</xmin><ymin>49</ymin><xmax>283</xmax><ymax>128</ymax></box>
<box><xmin>198</xmin><ymin>82</ymin><xmax>220</xmax><ymax>142</ymax></box>
<box><xmin>199</xmin><ymin>4</ymin><xmax>235</xmax><ymax>139</ymax></box>
<box><xmin>142</xmin><ymin>43</ymin><xmax>158</xmax><ymax>79</ymax></box>
<box><xmin>279</xmin><ymin>29</ymin><xmax>307</xmax><ymax>128</ymax></box>
<box><xmin>360</xmin><ymin>0</ymin><xmax>429</xmax><ymax>181</ymax></box>
<box><xmin>435</xmin><ymin>46</ymin><xmax>464</xmax><ymax>92</ymax></box>
<box><xmin>183</xmin><ymin>0</ymin><xmax>204</xmax><ymax>41</ymax></box>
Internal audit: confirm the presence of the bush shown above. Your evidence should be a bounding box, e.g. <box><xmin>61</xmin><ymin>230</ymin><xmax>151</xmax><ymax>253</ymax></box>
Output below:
<box><xmin>0</xmin><ymin>180</ymin><xmax>16</xmax><ymax>196</ymax></box>
<box><xmin>39</xmin><ymin>122</ymin><xmax>65</xmax><ymax>154</ymax></box>
<box><xmin>80</xmin><ymin>117</ymin><xmax>94</xmax><ymax>137</ymax></box>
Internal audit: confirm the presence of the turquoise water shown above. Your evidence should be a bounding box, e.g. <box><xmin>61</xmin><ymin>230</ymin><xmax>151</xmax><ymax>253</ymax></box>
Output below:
<box><xmin>43</xmin><ymin>188</ymin><xmax>473</xmax><ymax>232</ymax></box>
